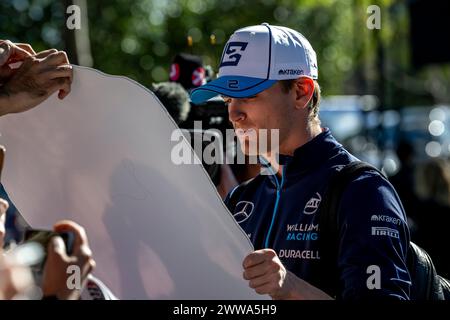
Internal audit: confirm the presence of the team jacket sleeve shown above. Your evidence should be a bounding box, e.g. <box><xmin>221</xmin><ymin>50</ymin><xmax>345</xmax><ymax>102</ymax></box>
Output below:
<box><xmin>336</xmin><ymin>172</ymin><xmax>412</xmax><ymax>300</ymax></box>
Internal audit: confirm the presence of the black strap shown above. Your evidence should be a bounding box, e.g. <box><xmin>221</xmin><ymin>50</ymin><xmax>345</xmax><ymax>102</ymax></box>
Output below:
<box><xmin>318</xmin><ymin>161</ymin><xmax>450</xmax><ymax>300</ymax></box>
<box><xmin>408</xmin><ymin>242</ymin><xmax>444</xmax><ymax>300</ymax></box>
<box><xmin>317</xmin><ymin>161</ymin><xmax>382</xmax><ymax>298</ymax></box>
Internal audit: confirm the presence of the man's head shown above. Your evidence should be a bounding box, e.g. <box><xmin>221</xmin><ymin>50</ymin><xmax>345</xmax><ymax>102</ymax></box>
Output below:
<box><xmin>190</xmin><ymin>23</ymin><xmax>321</xmax><ymax>156</ymax></box>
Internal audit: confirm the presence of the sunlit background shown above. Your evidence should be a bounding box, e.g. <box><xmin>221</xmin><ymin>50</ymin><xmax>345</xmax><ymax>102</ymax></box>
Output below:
<box><xmin>1</xmin><ymin>0</ymin><xmax>450</xmax><ymax>172</ymax></box>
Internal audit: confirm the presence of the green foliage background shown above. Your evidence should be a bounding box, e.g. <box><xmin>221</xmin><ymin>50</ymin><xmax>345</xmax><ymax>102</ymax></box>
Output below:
<box><xmin>1</xmin><ymin>0</ymin><xmax>449</xmax><ymax>108</ymax></box>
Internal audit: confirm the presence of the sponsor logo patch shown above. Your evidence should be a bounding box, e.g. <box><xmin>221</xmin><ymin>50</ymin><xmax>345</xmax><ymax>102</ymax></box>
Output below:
<box><xmin>233</xmin><ymin>201</ymin><xmax>254</xmax><ymax>223</ymax></box>
<box><xmin>278</xmin><ymin>249</ymin><xmax>320</xmax><ymax>259</ymax></box>
<box><xmin>286</xmin><ymin>232</ymin><xmax>318</xmax><ymax>241</ymax></box>
<box><xmin>371</xmin><ymin>226</ymin><xmax>400</xmax><ymax>239</ymax></box>
<box><xmin>278</xmin><ymin>69</ymin><xmax>304</xmax><ymax>76</ymax></box>
<box><xmin>286</xmin><ymin>223</ymin><xmax>319</xmax><ymax>232</ymax></box>
<box><xmin>371</xmin><ymin>214</ymin><xmax>402</xmax><ymax>225</ymax></box>
<box><xmin>303</xmin><ymin>193</ymin><xmax>321</xmax><ymax>215</ymax></box>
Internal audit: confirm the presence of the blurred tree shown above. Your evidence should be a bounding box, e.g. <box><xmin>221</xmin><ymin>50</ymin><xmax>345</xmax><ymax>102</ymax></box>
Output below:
<box><xmin>63</xmin><ymin>0</ymin><xmax>92</xmax><ymax>67</ymax></box>
<box><xmin>0</xmin><ymin>0</ymin><xmax>449</xmax><ymax>107</ymax></box>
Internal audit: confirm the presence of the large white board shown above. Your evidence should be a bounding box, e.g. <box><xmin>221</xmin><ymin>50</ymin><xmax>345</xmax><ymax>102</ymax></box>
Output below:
<box><xmin>0</xmin><ymin>66</ymin><xmax>263</xmax><ymax>300</ymax></box>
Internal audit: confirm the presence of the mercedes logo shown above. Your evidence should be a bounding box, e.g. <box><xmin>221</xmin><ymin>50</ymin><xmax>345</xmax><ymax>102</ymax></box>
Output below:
<box><xmin>233</xmin><ymin>201</ymin><xmax>255</xmax><ymax>223</ymax></box>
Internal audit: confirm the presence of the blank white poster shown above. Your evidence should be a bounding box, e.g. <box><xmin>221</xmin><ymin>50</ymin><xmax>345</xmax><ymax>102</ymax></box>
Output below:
<box><xmin>0</xmin><ymin>66</ymin><xmax>264</xmax><ymax>300</ymax></box>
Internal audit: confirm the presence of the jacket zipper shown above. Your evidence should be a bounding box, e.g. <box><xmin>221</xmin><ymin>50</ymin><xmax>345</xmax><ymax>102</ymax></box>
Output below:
<box><xmin>264</xmin><ymin>165</ymin><xmax>286</xmax><ymax>248</ymax></box>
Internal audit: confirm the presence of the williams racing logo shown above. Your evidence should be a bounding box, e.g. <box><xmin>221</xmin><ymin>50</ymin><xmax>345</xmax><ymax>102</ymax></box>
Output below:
<box><xmin>303</xmin><ymin>192</ymin><xmax>321</xmax><ymax>215</ymax></box>
<box><xmin>233</xmin><ymin>201</ymin><xmax>255</xmax><ymax>223</ymax></box>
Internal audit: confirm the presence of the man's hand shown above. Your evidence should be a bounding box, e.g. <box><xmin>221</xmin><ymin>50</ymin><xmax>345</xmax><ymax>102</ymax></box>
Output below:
<box><xmin>41</xmin><ymin>220</ymin><xmax>96</xmax><ymax>300</ymax></box>
<box><xmin>243</xmin><ymin>249</ymin><xmax>290</xmax><ymax>299</ymax></box>
<box><xmin>243</xmin><ymin>249</ymin><xmax>333</xmax><ymax>300</ymax></box>
<box><xmin>0</xmin><ymin>41</ymin><xmax>73</xmax><ymax>116</ymax></box>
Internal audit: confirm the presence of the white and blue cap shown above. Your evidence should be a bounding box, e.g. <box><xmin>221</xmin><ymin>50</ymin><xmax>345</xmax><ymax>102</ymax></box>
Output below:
<box><xmin>190</xmin><ymin>23</ymin><xmax>318</xmax><ymax>104</ymax></box>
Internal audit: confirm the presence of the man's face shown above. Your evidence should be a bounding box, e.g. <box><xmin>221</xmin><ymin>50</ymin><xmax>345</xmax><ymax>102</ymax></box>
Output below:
<box><xmin>223</xmin><ymin>81</ymin><xmax>295</xmax><ymax>156</ymax></box>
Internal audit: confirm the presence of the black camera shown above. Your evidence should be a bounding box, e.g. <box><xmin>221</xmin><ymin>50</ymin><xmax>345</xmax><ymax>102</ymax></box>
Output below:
<box><xmin>181</xmin><ymin>96</ymin><xmax>234</xmax><ymax>186</ymax></box>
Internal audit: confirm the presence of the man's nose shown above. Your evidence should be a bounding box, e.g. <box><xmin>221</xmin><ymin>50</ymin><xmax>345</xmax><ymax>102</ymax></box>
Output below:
<box><xmin>227</xmin><ymin>99</ymin><xmax>246</xmax><ymax>123</ymax></box>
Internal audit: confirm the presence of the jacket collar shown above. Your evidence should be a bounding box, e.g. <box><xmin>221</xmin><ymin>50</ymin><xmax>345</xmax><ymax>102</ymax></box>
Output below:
<box><xmin>259</xmin><ymin>128</ymin><xmax>343</xmax><ymax>185</ymax></box>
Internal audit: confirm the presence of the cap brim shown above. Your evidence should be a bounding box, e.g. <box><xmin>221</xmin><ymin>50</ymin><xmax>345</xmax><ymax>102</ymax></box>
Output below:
<box><xmin>190</xmin><ymin>76</ymin><xmax>276</xmax><ymax>104</ymax></box>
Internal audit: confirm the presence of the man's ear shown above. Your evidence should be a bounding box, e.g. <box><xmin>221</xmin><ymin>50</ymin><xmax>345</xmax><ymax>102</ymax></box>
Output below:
<box><xmin>294</xmin><ymin>77</ymin><xmax>314</xmax><ymax>110</ymax></box>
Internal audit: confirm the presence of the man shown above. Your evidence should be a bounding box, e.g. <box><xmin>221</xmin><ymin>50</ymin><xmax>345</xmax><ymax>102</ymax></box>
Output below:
<box><xmin>190</xmin><ymin>23</ymin><xmax>411</xmax><ymax>300</ymax></box>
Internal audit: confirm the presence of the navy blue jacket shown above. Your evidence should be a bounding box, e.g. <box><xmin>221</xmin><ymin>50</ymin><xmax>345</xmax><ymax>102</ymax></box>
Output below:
<box><xmin>225</xmin><ymin>129</ymin><xmax>411</xmax><ymax>300</ymax></box>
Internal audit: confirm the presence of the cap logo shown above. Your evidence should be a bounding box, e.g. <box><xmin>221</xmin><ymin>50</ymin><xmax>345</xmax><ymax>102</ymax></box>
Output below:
<box><xmin>220</xmin><ymin>42</ymin><xmax>248</xmax><ymax>67</ymax></box>
<box><xmin>227</xmin><ymin>79</ymin><xmax>239</xmax><ymax>89</ymax></box>
<box><xmin>278</xmin><ymin>69</ymin><xmax>304</xmax><ymax>76</ymax></box>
